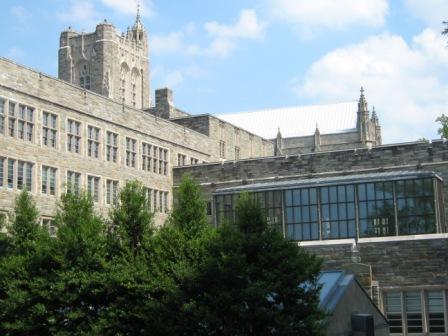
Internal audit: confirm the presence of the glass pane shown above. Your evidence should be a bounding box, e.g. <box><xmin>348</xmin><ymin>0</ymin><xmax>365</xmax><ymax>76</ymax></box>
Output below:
<box><xmin>358</xmin><ymin>184</ymin><xmax>366</xmax><ymax>201</ymax></box>
<box><xmin>346</xmin><ymin>185</ymin><xmax>355</xmax><ymax>202</ymax></box>
<box><xmin>321</xmin><ymin>187</ymin><xmax>329</xmax><ymax>204</ymax></box>
<box><xmin>285</xmin><ymin>190</ymin><xmax>293</xmax><ymax>207</ymax></box>
<box><xmin>337</xmin><ymin>185</ymin><xmax>346</xmax><ymax>202</ymax></box>
<box><xmin>301</xmin><ymin>189</ymin><xmax>309</xmax><ymax>205</ymax></box>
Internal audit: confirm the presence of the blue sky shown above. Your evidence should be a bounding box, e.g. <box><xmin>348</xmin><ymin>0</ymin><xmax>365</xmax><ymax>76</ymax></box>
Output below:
<box><xmin>1</xmin><ymin>0</ymin><xmax>447</xmax><ymax>143</ymax></box>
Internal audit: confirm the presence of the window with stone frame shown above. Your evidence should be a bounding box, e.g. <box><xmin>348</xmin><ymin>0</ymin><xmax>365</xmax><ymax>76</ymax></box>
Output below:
<box><xmin>163</xmin><ymin>191</ymin><xmax>169</xmax><ymax>213</ymax></box>
<box><xmin>106</xmin><ymin>179</ymin><xmax>119</xmax><ymax>205</ymax></box>
<box><xmin>0</xmin><ymin>157</ymin><xmax>4</xmax><ymax>188</ymax></box>
<box><xmin>41</xmin><ymin>218</ymin><xmax>57</xmax><ymax>237</ymax></box>
<box><xmin>80</xmin><ymin>64</ymin><xmax>91</xmax><ymax>90</ymax></box>
<box><xmin>42</xmin><ymin>111</ymin><xmax>58</xmax><ymax>148</ymax></box>
<box><xmin>8</xmin><ymin>102</ymin><xmax>16</xmax><ymax>137</ymax></box>
<box><xmin>7</xmin><ymin>158</ymin><xmax>14</xmax><ymax>189</ymax></box>
<box><xmin>17</xmin><ymin>160</ymin><xmax>33</xmax><ymax>191</ymax></box>
<box><xmin>106</xmin><ymin>131</ymin><xmax>118</xmax><ymax>163</ymax></box>
<box><xmin>67</xmin><ymin>170</ymin><xmax>81</xmax><ymax>194</ymax></box>
<box><xmin>41</xmin><ymin>166</ymin><xmax>57</xmax><ymax>196</ymax></box>
<box><xmin>142</xmin><ymin>142</ymin><xmax>152</xmax><ymax>171</ymax></box>
<box><xmin>235</xmin><ymin>146</ymin><xmax>240</xmax><ymax>160</ymax></box>
<box><xmin>87</xmin><ymin>125</ymin><xmax>100</xmax><ymax>159</ymax></box>
<box><xmin>17</xmin><ymin>104</ymin><xmax>34</xmax><ymax>142</ymax></box>
<box><xmin>87</xmin><ymin>175</ymin><xmax>100</xmax><ymax>203</ymax></box>
<box><xmin>0</xmin><ymin>98</ymin><xmax>5</xmax><ymax>135</ymax></box>
<box><xmin>145</xmin><ymin>188</ymin><xmax>153</xmax><ymax>211</ymax></box>
<box><xmin>153</xmin><ymin>146</ymin><xmax>158</xmax><ymax>173</ymax></box>
<box><xmin>126</xmin><ymin>137</ymin><xmax>137</xmax><ymax>168</ymax></box>
<box><xmin>163</xmin><ymin>149</ymin><xmax>168</xmax><ymax>175</ymax></box>
<box><xmin>190</xmin><ymin>157</ymin><xmax>199</xmax><ymax>165</ymax></box>
<box><xmin>384</xmin><ymin>290</ymin><xmax>446</xmax><ymax>335</ymax></box>
<box><xmin>67</xmin><ymin>119</ymin><xmax>81</xmax><ymax>153</ymax></box>
<box><xmin>177</xmin><ymin>153</ymin><xmax>186</xmax><ymax>167</ymax></box>
<box><xmin>153</xmin><ymin>190</ymin><xmax>158</xmax><ymax>213</ymax></box>
<box><xmin>219</xmin><ymin>141</ymin><xmax>225</xmax><ymax>159</ymax></box>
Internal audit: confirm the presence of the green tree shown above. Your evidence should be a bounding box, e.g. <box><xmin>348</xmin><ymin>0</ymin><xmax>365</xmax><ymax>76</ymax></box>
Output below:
<box><xmin>109</xmin><ymin>180</ymin><xmax>154</xmax><ymax>254</ymax></box>
<box><xmin>9</xmin><ymin>190</ymin><xmax>41</xmax><ymax>250</ymax></box>
<box><xmin>190</xmin><ymin>193</ymin><xmax>324</xmax><ymax>335</ymax></box>
<box><xmin>436</xmin><ymin>114</ymin><xmax>448</xmax><ymax>138</ymax></box>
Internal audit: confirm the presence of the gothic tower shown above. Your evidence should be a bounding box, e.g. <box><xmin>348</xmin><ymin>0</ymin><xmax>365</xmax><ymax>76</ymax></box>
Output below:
<box><xmin>58</xmin><ymin>10</ymin><xmax>150</xmax><ymax>109</ymax></box>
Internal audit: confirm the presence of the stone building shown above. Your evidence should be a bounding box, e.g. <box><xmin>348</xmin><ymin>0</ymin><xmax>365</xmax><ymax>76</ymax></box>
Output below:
<box><xmin>1</xmin><ymin>10</ymin><xmax>445</xmax><ymax>336</ymax></box>
<box><xmin>0</xmin><ymin>15</ymin><xmax>272</xmax><ymax>228</ymax></box>
<box><xmin>218</xmin><ymin>87</ymin><xmax>382</xmax><ymax>155</ymax></box>
<box><xmin>173</xmin><ymin>141</ymin><xmax>448</xmax><ymax>335</ymax></box>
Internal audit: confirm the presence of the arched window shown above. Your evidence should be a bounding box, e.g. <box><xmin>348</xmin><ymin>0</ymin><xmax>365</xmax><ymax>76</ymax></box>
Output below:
<box><xmin>79</xmin><ymin>63</ymin><xmax>91</xmax><ymax>90</ymax></box>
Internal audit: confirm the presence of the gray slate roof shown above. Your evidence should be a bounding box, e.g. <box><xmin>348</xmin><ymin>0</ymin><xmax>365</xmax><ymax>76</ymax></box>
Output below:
<box><xmin>216</xmin><ymin>102</ymin><xmax>358</xmax><ymax>139</ymax></box>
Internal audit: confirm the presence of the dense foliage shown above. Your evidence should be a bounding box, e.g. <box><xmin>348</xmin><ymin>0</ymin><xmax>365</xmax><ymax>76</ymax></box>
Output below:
<box><xmin>0</xmin><ymin>177</ymin><xmax>323</xmax><ymax>335</ymax></box>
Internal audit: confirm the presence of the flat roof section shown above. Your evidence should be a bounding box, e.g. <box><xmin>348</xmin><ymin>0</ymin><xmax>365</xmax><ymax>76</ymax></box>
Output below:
<box><xmin>214</xmin><ymin>171</ymin><xmax>441</xmax><ymax>195</ymax></box>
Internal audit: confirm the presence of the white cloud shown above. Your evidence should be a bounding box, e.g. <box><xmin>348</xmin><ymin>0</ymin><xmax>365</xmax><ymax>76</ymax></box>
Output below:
<box><xmin>204</xmin><ymin>9</ymin><xmax>266</xmax><ymax>56</ymax></box>
<box><xmin>150</xmin><ymin>10</ymin><xmax>265</xmax><ymax>58</ymax></box>
<box><xmin>151</xmin><ymin>32</ymin><xmax>184</xmax><ymax>53</ymax></box>
<box><xmin>7</xmin><ymin>47</ymin><xmax>25</xmax><ymax>61</ymax></box>
<box><xmin>10</xmin><ymin>6</ymin><xmax>31</xmax><ymax>22</ymax></box>
<box><xmin>57</xmin><ymin>1</ymin><xmax>98</xmax><ymax>29</ymax></box>
<box><xmin>402</xmin><ymin>0</ymin><xmax>448</xmax><ymax>28</ymax></box>
<box><xmin>295</xmin><ymin>29</ymin><xmax>448</xmax><ymax>143</ymax></box>
<box><xmin>100</xmin><ymin>0</ymin><xmax>154</xmax><ymax>17</ymax></box>
<box><xmin>267</xmin><ymin>0</ymin><xmax>388</xmax><ymax>34</ymax></box>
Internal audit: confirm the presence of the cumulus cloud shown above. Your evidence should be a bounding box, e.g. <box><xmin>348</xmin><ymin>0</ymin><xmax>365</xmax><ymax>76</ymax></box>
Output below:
<box><xmin>402</xmin><ymin>0</ymin><xmax>448</xmax><ymax>28</ymax></box>
<box><xmin>100</xmin><ymin>0</ymin><xmax>154</xmax><ymax>17</ymax></box>
<box><xmin>295</xmin><ymin>29</ymin><xmax>448</xmax><ymax>143</ymax></box>
<box><xmin>57</xmin><ymin>1</ymin><xmax>98</xmax><ymax>29</ymax></box>
<box><xmin>151</xmin><ymin>10</ymin><xmax>265</xmax><ymax>57</ymax></box>
<box><xmin>151</xmin><ymin>32</ymin><xmax>184</xmax><ymax>53</ymax></box>
<box><xmin>204</xmin><ymin>9</ymin><xmax>266</xmax><ymax>56</ymax></box>
<box><xmin>267</xmin><ymin>0</ymin><xmax>388</xmax><ymax>35</ymax></box>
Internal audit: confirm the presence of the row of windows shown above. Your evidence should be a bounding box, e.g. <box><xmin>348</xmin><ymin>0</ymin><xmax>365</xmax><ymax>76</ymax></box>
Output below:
<box><xmin>218</xmin><ymin>141</ymin><xmax>240</xmax><ymax>160</ymax></box>
<box><xmin>214</xmin><ymin>177</ymin><xmax>443</xmax><ymax>241</ymax></box>
<box><xmin>144</xmin><ymin>188</ymin><xmax>169</xmax><ymax>213</ymax></box>
<box><xmin>384</xmin><ymin>290</ymin><xmax>447</xmax><ymax>334</ymax></box>
<box><xmin>0</xmin><ymin>156</ymin><xmax>169</xmax><ymax>211</ymax></box>
<box><xmin>0</xmin><ymin>98</ymin><xmax>175</xmax><ymax>176</ymax></box>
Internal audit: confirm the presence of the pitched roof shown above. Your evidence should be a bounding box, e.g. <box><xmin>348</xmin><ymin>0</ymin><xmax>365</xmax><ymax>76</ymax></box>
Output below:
<box><xmin>216</xmin><ymin>101</ymin><xmax>358</xmax><ymax>139</ymax></box>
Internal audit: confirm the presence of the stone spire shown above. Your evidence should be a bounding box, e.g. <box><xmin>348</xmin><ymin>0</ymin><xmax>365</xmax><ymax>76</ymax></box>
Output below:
<box><xmin>130</xmin><ymin>0</ymin><xmax>146</xmax><ymax>43</ymax></box>
<box><xmin>371</xmin><ymin>106</ymin><xmax>379</xmax><ymax>123</ymax></box>
<box><xmin>275</xmin><ymin>127</ymin><xmax>283</xmax><ymax>156</ymax></box>
<box><xmin>358</xmin><ymin>87</ymin><xmax>369</xmax><ymax>117</ymax></box>
<box><xmin>313</xmin><ymin>123</ymin><xmax>321</xmax><ymax>152</ymax></box>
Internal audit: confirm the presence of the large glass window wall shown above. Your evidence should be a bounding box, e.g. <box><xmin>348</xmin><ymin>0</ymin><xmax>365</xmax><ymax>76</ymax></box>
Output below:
<box><xmin>214</xmin><ymin>173</ymin><xmax>442</xmax><ymax>241</ymax></box>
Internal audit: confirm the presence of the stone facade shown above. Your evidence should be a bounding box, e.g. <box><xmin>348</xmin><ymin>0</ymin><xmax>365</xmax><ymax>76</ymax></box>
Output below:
<box><xmin>59</xmin><ymin>18</ymin><xmax>151</xmax><ymax>109</ymax></box>
<box><xmin>274</xmin><ymin>89</ymin><xmax>382</xmax><ymax>155</ymax></box>
<box><xmin>173</xmin><ymin>140</ymin><xmax>448</xmax><ymax>334</ymax></box>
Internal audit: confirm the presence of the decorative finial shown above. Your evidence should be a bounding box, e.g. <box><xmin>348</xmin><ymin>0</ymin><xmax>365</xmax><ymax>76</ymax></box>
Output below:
<box><xmin>136</xmin><ymin>0</ymin><xmax>141</xmax><ymax>22</ymax></box>
<box><xmin>316</xmin><ymin>123</ymin><xmax>319</xmax><ymax>130</ymax></box>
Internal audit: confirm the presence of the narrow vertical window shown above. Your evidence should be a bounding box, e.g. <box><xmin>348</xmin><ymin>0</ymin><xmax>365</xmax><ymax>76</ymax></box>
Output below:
<box><xmin>67</xmin><ymin>171</ymin><xmax>81</xmax><ymax>194</ymax></box>
<box><xmin>42</xmin><ymin>166</ymin><xmax>57</xmax><ymax>196</ymax></box>
<box><xmin>428</xmin><ymin>291</ymin><xmax>445</xmax><ymax>333</ymax></box>
<box><xmin>42</xmin><ymin>112</ymin><xmax>58</xmax><ymax>148</ymax></box>
<box><xmin>163</xmin><ymin>149</ymin><xmax>168</xmax><ymax>176</ymax></box>
<box><xmin>0</xmin><ymin>157</ymin><xmax>3</xmax><ymax>187</ymax></box>
<box><xmin>106</xmin><ymin>131</ymin><xmax>118</xmax><ymax>163</ymax></box>
<box><xmin>219</xmin><ymin>141</ymin><xmax>225</xmax><ymax>158</ymax></box>
<box><xmin>142</xmin><ymin>143</ymin><xmax>151</xmax><ymax>171</ymax></box>
<box><xmin>164</xmin><ymin>192</ymin><xmax>168</xmax><ymax>213</ymax></box>
<box><xmin>153</xmin><ymin>146</ymin><xmax>158</xmax><ymax>173</ymax></box>
<box><xmin>87</xmin><ymin>176</ymin><xmax>100</xmax><ymax>202</ymax></box>
<box><xmin>159</xmin><ymin>148</ymin><xmax>164</xmax><ymax>174</ymax></box>
<box><xmin>385</xmin><ymin>292</ymin><xmax>403</xmax><ymax>334</ymax></box>
<box><xmin>106</xmin><ymin>180</ymin><xmax>118</xmax><ymax>205</ymax></box>
<box><xmin>235</xmin><ymin>146</ymin><xmax>240</xmax><ymax>160</ymax></box>
<box><xmin>126</xmin><ymin>138</ymin><xmax>137</xmax><ymax>168</ymax></box>
<box><xmin>17</xmin><ymin>161</ymin><xmax>24</xmax><ymax>190</ymax></box>
<box><xmin>153</xmin><ymin>190</ymin><xmax>158</xmax><ymax>213</ymax></box>
<box><xmin>0</xmin><ymin>98</ymin><xmax>5</xmax><ymax>134</ymax></box>
<box><xmin>7</xmin><ymin>159</ymin><xmax>14</xmax><ymax>188</ymax></box>
<box><xmin>87</xmin><ymin>126</ymin><xmax>100</xmax><ymax>158</ymax></box>
<box><xmin>405</xmin><ymin>292</ymin><xmax>423</xmax><ymax>334</ymax></box>
<box><xmin>67</xmin><ymin>119</ymin><xmax>81</xmax><ymax>153</ymax></box>
<box><xmin>8</xmin><ymin>102</ymin><xmax>16</xmax><ymax>137</ymax></box>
